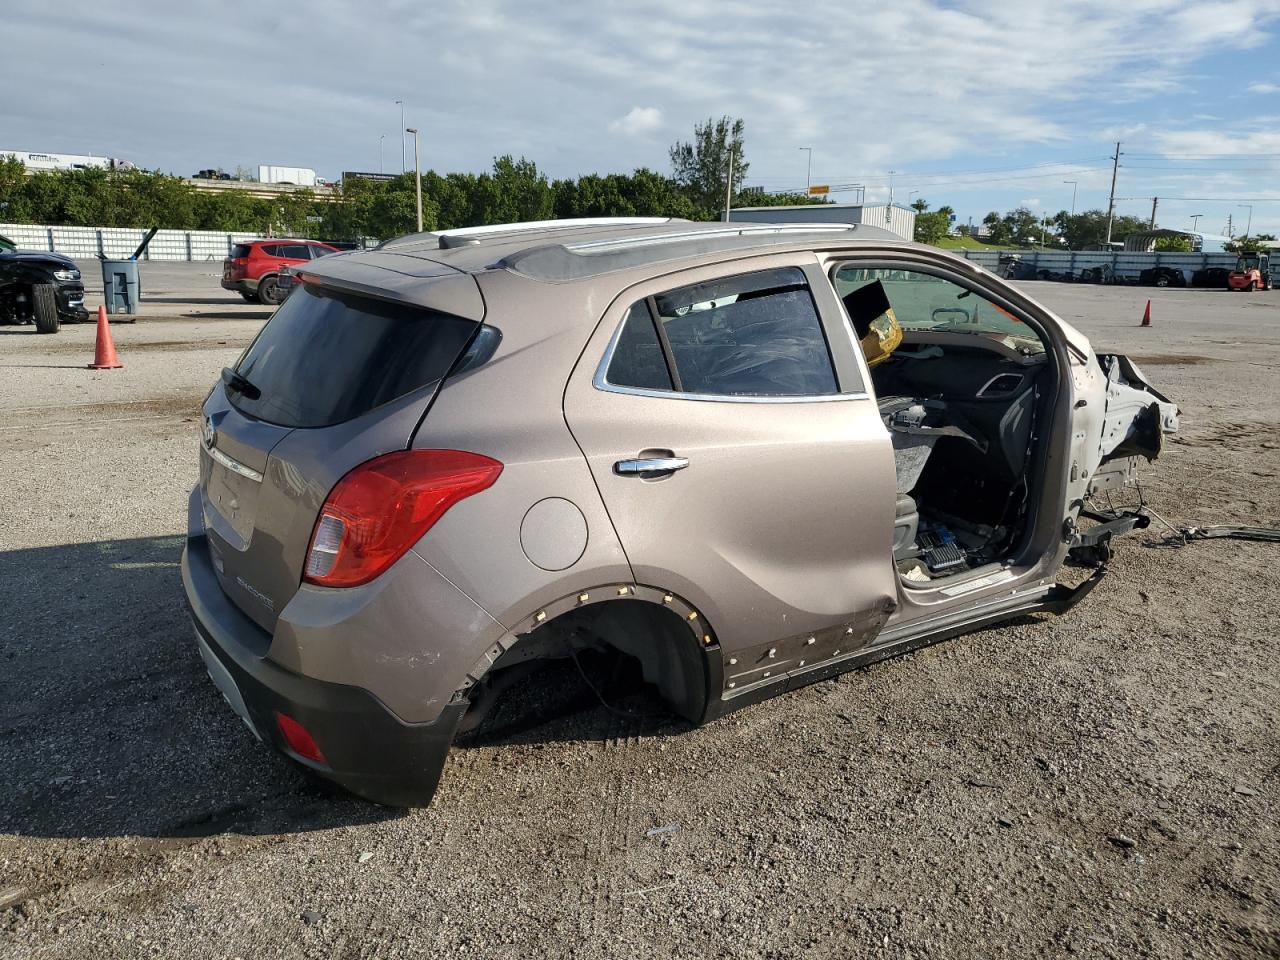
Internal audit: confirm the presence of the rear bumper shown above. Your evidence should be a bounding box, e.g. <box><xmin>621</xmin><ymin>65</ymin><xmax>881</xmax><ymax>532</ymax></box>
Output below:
<box><xmin>181</xmin><ymin>531</ymin><xmax>464</xmax><ymax>807</ymax></box>
<box><xmin>220</xmin><ymin>276</ymin><xmax>259</xmax><ymax>293</ymax></box>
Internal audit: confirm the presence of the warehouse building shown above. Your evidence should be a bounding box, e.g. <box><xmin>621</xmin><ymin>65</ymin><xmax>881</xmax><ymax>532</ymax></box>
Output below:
<box><xmin>725</xmin><ymin>203</ymin><xmax>917</xmax><ymax>241</ymax></box>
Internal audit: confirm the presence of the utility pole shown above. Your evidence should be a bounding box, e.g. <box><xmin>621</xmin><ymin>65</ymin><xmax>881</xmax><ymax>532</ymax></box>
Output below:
<box><xmin>1149</xmin><ymin>196</ymin><xmax>1158</xmax><ymax>228</ymax></box>
<box><xmin>723</xmin><ymin>144</ymin><xmax>735</xmax><ymax>222</ymax></box>
<box><xmin>396</xmin><ymin>100</ymin><xmax>406</xmax><ymax>173</ymax></box>
<box><xmin>1063</xmin><ymin>180</ymin><xmax>1078</xmax><ymax>216</ymax></box>
<box><xmin>406</xmin><ymin>127</ymin><xmax>422</xmax><ymax>232</ymax></box>
<box><xmin>1226</xmin><ymin>213</ymin><xmax>1233</xmax><ymax>237</ymax></box>
<box><xmin>798</xmin><ymin>146</ymin><xmax>812</xmax><ymax>194</ymax></box>
<box><xmin>1239</xmin><ymin>204</ymin><xmax>1253</xmax><ymax>236</ymax></box>
<box><xmin>888</xmin><ymin>170</ymin><xmax>896</xmax><ymax>206</ymax></box>
<box><xmin>1103</xmin><ymin>142</ymin><xmax>1122</xmax><ymax>246</ymax></box>
<box><xmin>379</xmin><ymin>134</ymin><xmax>386</xmax><ymax>174</ymax></box>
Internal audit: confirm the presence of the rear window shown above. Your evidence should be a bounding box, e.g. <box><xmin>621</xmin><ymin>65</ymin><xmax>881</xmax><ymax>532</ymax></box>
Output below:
<box><xmin>227</xmin><ymin>285</ymin><xmax>478</xmax><ymax>428</ymax></box>
<box><xmin>230</xmin><ymin>244</ymin><xmax>251</xmax><ymax>259</ymax></box>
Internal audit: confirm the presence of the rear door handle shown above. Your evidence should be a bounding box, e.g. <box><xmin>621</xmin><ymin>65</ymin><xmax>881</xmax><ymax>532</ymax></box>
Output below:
<box><xmin>614</xmin><ymin>456</ymin><xmax>689</xmax><ymax>477</ymax></box>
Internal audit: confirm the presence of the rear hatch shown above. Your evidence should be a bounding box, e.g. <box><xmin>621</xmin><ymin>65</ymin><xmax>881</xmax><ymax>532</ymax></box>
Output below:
<box><xmin>199</xmin><ymin>275</ymin><xmax>481</xmax><ymax>632</ymax></box>
<box><xmin>224</xmin><ymin>243</ymin><xmax>252</xmax><ymax>282</ymax></box>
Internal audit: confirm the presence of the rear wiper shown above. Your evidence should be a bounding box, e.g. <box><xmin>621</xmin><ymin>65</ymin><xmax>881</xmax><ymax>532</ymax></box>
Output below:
<box><xmin>221</xmin><ymin>367</ymin><xmax>261</xmax><ymax>400</ymax></box>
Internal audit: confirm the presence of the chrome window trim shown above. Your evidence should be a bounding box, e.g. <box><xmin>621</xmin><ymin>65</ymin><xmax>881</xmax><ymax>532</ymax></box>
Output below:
<box><xmin>204</xmin><ymin>443</ymin><xmax>264</xmax><ymax>483</ymax></box>
<box><xmin>591</xmin><ymin>309</ymin><xmax>868</xmax><ymax>404</ymax></box>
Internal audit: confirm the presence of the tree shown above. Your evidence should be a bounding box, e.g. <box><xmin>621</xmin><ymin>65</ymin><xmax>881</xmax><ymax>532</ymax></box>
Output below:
<box><xmin>911</xmin><ymin>200</ymin><xmax>954</xmax><ymax>245</ymax></box>
<box><xmin>1152</xmin><ymin>235</ymin><xmax>1191</xmax><ymax>252</ymax></box>
<box><xmin>669</xmin><ymin>116</ymin><xmax>748</xmax><ymax>217</ymax></box>
<box><xmin>1051</xmin><ymin>209</ymin><xmax>1150</xmax><ymax>249</ymax></box>
<box><xmin>982</xmin><ymin>211</ymin><xmax>1012</xmax><ymax>245</ymax></box>
<box><xmin>1225</xmin><ymin>233</ymin><xmax>1276</xmax><ymax>253</ymax></box>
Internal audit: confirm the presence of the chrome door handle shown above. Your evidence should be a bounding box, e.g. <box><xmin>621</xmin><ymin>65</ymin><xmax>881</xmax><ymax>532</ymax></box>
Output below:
<box><xmin>614</xmin><ymin>456</ymin><xmax>689</xmax><ymax>476</ymax></box>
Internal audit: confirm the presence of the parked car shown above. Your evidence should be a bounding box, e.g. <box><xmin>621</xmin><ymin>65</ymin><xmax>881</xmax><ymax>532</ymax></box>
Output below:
<box><xmin>1191</xmin><ymin>267</ymin><xmax>1233</xmax><ymax>289</ymax></box>
<box><xmin>1139</xmin><ymin>266</ymin><xmax>1187</xmax><ymax>288</ymax></box>
<box><xmin>221</xmin><ymin>239</ymin><xmax>340</xmax><ymax>305</ymax></box>
<box><xmin>184</xmin><ymin>218</ymin><xmax>1179</xmax><ymax>806</ymax></box>
<box><xmin>0</xmin><ymin>241</ymin><xmax>90</xmax><ymax>334</ymax></box>
<box><xmin>1077</xmin><ymin>265</ymin><xmax>1114</xmax><ymax>285</ymax></box>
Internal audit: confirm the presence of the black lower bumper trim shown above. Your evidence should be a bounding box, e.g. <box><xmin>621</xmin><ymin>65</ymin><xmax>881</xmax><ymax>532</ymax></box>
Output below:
<box><xmin>182</xmin><ymin>534</ymin><xmax>464</xmax><ymax>807</ymax></box>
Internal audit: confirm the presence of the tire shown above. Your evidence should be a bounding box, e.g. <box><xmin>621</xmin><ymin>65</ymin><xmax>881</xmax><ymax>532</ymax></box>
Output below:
<box><xmin>32</xmin><ymin>284</ymin><xmax>60</xmax><ymax>334</ymax></box>
<box><xmin>257</xmin><ymin>275</ymin><xmax>282</xmax><ymax>305</ymax></box>
<box><xmin>239</xmin><ymin>290</ymin><xmax>260</xmax><ymax>303</ymax></box>
<box><xmin>1155</xmin><ymin>277</ymin><xmax>1169</xmax><ymax>287</ymax></box>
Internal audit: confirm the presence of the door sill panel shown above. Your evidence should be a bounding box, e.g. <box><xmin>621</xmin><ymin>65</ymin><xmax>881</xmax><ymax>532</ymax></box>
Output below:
<box><xmin>708</xmin><ymin>570</ymin><xmax>1104</xmax><ymax>720</ymax></box>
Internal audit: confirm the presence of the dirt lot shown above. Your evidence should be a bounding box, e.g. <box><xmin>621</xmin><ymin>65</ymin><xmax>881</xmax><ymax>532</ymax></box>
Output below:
<box><xmin>1</xmin><ymin>267</ymin><xmax>1277</xmax><ymax>959</ymax></box>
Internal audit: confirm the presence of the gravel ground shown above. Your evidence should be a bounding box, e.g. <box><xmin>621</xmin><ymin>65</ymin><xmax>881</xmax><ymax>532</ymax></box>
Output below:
<box><xmin>1</xmin><ymin>268</ymin><xmax>1277</xmax><ymax>959</ymax></box>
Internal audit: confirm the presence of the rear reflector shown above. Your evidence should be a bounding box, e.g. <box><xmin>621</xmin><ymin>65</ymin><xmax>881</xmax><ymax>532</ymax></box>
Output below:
<box><xmin>303</xmin><ymin>449</ymin><xmax>503</xmax><ymax>588</ymax></box>
<box><xmin>275</xmin><ymin>712</ymin><xmax>326</xmax><ymax>764</ymax></box>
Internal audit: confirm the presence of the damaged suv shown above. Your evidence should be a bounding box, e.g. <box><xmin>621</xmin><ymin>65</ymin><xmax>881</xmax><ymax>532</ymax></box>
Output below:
<box><xmin>182</xmin><ymin>218</ymin><xmax>1178</xmax><ymax>806</ymax></box>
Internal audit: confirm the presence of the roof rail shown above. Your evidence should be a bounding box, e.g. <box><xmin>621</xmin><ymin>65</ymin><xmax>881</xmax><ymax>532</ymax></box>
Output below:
<box><xmin>563</xmin><ymin>222</ymin><xmax>859</xmax><ymax>254</ymax></box>
<box><xmin>378</xmin><ymin>217</ymin><xmax>679</xmax><ymax>251</ymax></box>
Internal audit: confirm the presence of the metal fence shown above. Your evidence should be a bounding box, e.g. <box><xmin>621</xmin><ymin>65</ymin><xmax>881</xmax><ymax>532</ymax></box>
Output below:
<box><xmin>0</xmin><ymin>223</ymin><xmax>271</xmax><ymax>261</ymax></box>
<box><xmin>955</xmin><ymin>248</ymin><xmax>1238</xmax><ymax>283</ymax></box>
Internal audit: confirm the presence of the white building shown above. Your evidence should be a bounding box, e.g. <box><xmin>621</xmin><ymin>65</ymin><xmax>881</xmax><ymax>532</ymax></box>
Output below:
<box><xmin>724</xmin><ymin>203</ymin><xmax>917</xmax><ymax>241</ymax></box>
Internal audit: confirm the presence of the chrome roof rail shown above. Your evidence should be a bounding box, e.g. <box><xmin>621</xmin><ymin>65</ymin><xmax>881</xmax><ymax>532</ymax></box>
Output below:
<box><xmin>563</xmin><ymin>222</ymin><xmax>859</xmax><ymax>253</ymax></box>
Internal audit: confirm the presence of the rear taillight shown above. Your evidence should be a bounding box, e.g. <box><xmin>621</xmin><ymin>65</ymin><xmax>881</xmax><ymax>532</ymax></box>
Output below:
<box><xmin>303</xmin><ymin>450</ymin><xmax>502</xmax><ymax>587</ymax></box>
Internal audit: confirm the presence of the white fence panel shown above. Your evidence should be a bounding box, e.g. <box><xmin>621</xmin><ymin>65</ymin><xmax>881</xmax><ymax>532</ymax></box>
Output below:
<box><xmin>1</xmin><ymin>222</ymin><xmax>272</xmax><ymax>261</ymax></box>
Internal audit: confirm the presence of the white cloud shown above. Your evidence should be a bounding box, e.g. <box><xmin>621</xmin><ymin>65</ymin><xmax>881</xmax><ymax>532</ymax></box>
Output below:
<box><xmin>1020</xmin><ymin>198</ymin><xmax>1043</xmax><ymax>209</ymax></box>
<box><xmin>1247</xmin><ymin>81</ymin><xmax>1280</xmax><ymax>94</ymax></box>
<box><xmin>609</xmin><ymin>107</ymin><xmax>664</xmax><ymax>137</ymax></box>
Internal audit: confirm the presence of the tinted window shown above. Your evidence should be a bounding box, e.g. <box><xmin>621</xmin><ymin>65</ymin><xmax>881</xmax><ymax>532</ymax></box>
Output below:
<box><xmin>230</xmin><ymin>243</ymin><xmax>251</xmax><ymax>259</ymax></box>
<box><xmin>605</xmin><ymin>303</ymin><xmax>674</xmax><ymax>391</ymax></box>
<box><xmin>280</xmin><ymin>244</ymin><xmax>312</xmax><ymax>259</ymax></box>
<box><xmin>654</xmin><ymin>267</ymin><xmax>837</xmax><ymax>397</ymax></box>
<box><xmin>227</xmin><ymin>285</ymin><xmax>478</xmax><ymax>428</ymax></box>
<box><xmin>259</xmin><ymin>244</ymin><xmax>286</xmax><ymax>258</ymax></box>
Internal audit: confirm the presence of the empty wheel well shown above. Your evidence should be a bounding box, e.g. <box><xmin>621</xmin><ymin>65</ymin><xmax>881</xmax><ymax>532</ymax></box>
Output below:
<box><xmin>463</xmin><ymin>597</ymin><xmax>716</xmax><ymax>731</ymax></box>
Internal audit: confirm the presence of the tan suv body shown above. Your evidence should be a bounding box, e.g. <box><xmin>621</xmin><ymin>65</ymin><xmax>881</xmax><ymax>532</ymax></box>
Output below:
<box><xmin>182</xmin><ymin>219</ymin><xmax>1177</xmax><ymax>805</ymax></box>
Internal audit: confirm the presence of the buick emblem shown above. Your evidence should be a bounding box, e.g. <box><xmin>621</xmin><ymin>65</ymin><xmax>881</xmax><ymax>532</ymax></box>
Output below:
<box><xmin>202</xmin><ymin>416</ymin><xmax>217</xmax><ymax>449</ymax></box>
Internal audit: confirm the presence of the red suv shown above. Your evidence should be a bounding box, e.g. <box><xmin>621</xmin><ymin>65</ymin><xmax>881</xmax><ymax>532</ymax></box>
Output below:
<box><xmin>222</xmin><ymin>240</ymin><xmax>339</xmax><ymax>305</ymax></box>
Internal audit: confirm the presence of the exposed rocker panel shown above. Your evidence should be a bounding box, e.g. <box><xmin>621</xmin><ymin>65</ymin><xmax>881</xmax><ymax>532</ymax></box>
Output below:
<box><xmin>721</xmin><ymin>602</ymin><xmax>894</xmax><ymax>694</ymax></box>
<box><xmin>712</xmin><ymin>571</ymin><xmax>1103</xmax><ymax>717</ymax></box>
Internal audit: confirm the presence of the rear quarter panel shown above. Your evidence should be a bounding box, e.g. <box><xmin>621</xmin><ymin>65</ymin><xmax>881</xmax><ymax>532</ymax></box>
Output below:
<box><xmin>407</xmin><ymin>269</ymin><xmax>634</xmax><ymax>641</ymax></box>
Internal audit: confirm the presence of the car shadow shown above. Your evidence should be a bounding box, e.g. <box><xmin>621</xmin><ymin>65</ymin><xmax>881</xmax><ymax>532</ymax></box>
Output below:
<box><xmin>0</xmin><ymin>535</ymin><xmax>399</xmax><ymax>839</ymax></box>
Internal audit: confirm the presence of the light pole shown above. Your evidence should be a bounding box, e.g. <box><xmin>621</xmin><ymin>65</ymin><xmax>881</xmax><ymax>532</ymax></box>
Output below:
<box><xmin>396</xmin><ymin>100</ymin><xmax>406</xmax><ymax>173</ymax></box>
<box><xmin>1238</xmin><ymin>204</ymin><xmax>1253</xmax><ymax>237</ymax></box>
<box><xmin>908</xmin><ymin>190</ymin><xmax>919</xmax><ymax>207</ymax></box>
<box><xmin>379</xmin><ymin>134</ymin><xmax>386</xmax><ymax>174</ymax></box>
<box><xmin>1189</xmin><ymin>213</ymin><xmax>1204</xmax><ymax>232</ymax></box>
<box><xmin>406</xmin><ymin>127</ymin><xmax>422</xmax><ymax>232</ymax></box>
<box><xmin>1063</xmin><ymin>180</ymin><xmax>1078</xmax><ymax>216</ymax></box>
<box><xmin>723</xmin><ymin>144</ymin><xmax>735</xmax><ymax>222</ymax></box>
<box><xmin>888</xmin><ymin>170</ymin><xmax>896</xmax><ymax>206</ymax></box>
<box><xmin>798</xmin><ymin>146</ymin><xmax>812</xmax><ymax>194</ymax></box>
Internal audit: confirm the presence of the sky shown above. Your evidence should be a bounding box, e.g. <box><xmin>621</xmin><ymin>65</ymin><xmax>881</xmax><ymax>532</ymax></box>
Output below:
<box><xmin>5</xmin><ymin>0</ymin><xmax>1280</xmax><ymax>236</ymax></box>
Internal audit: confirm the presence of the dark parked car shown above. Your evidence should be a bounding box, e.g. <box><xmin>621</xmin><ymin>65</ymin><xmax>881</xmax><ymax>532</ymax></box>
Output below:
<box><xmin>0</xmin><ymin>240</ymin><xmax>90</xmax><ymax>334</ymax></box>
<box><xmin>1191</xmin><ymin>267</ymin><xmax>1232</xmax><ymax>288</ymax></box>
<box><xmin>1139</xmin><ymin>266</ymin><xmax>1187</xmax><ymax>288</ymax></box>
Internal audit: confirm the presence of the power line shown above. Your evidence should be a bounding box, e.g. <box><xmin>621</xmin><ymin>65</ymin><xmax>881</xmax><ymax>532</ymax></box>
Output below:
<box><xmin>1115</xmin><ymin>195</ymin><xmax>1280</xmax><ymax>202</ymax></box>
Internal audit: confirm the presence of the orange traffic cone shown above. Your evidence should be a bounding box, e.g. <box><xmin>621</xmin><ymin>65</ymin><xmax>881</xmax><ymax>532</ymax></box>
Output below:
<box><xmin>87</xmin><ymin>305</ymin><xmax>123</xmax><ymax>369</ymax></box>
<box><xmin>1140</xmin><ymin>299</ymin><xmax>1152</xmax><ymax>328</ymax></box>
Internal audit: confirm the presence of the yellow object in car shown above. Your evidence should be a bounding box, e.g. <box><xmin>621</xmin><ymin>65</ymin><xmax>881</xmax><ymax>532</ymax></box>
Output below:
<box><xmin>860</xmin><ymin>306</ymin><xmax>903</xmax><ymax>368</ymax></box>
